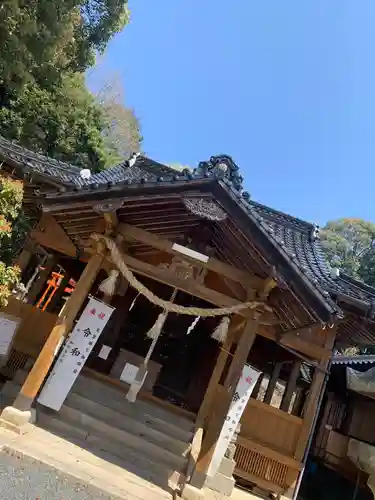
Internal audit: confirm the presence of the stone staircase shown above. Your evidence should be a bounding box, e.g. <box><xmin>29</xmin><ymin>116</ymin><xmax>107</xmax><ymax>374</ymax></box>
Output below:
<box><xmin>0</xmin><ymin>370</ymin><xmax>195</xmax><ymax>492</ymax></box>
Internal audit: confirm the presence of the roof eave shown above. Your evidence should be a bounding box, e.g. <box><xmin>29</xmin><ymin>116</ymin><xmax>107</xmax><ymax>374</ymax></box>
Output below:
<box><xmin>213</xmin><ymin>181</ymin><xmax>342</xmax><ymax>323</ymax></box>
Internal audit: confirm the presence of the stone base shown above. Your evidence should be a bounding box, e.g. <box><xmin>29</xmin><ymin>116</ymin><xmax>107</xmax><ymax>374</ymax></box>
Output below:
<box><xmin>205</xmin><ymin>473</ymin><xmax>235</xmax><ymax>496</ymax></box>
<box><xmin>190</xmin><ymin>461</ymin><xmax>236</xmax><ymax>498</ymax></box>
<box><xmin>181</xmin><ymin>483</ymin><xmax>205</xmax><ymax>500</ymax></box>
<box><xmin>0</xmin><ymin>406</ymin><xmax>35</xmax><ymax>434</ymax></box>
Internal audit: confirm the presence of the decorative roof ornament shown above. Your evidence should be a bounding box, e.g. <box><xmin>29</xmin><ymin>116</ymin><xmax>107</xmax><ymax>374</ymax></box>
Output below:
<box><xmin>93</xmin><ymin>199</ymin><xmax>124</xmax><ymax>213</ymax></box>
<box><xmin>80</xmin><ymin>168</ymin><xmax>91</xmax><ymax>180</ymax></box>
<box><xmin>128</xmin><ymin>152</ymin><xmax>140</xmax><ymax>168</ymax></box>
<box><xmin>310</xmin><ymin>224</ymin><xmax>320</xmax><ymax>241</ymax></box>
<box><xmin>194</xmin><ymin>155</ymin><xmax>244</xmax><ymax>192</ymax></box>
<box><xmin>183</xmin><ymin>197</ymin><xmax>227</xmax><ymax>222</ymax></box>
<box><xmin>330</xmin><ymin>267</ymin><xmax>340</xmax><ymax>279</ymax></box>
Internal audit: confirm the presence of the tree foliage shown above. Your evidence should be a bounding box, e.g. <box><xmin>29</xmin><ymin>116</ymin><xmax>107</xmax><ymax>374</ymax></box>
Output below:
<box><xmin>0</xmin><ymin>176</ymin><xmax>22</xmax><ymax>306</ymax></box>
<box><xmin>0</xmin><ymin>0</ymin><xmax>129</xmax><ymax>92</ymax></box>
<box><xmin>0</xmin><ymin>75</ymin><xmax>114</xmax><ymax>171</ymax></box>
<box><xmin>320</xmin><ymin>218</ymin><xmax>375</xmax><ymax>286</ymax></box>
<box><xmin>0</xmin><ymin>0</ymin><xmax>139</xmax><ymax>171</ymax></box>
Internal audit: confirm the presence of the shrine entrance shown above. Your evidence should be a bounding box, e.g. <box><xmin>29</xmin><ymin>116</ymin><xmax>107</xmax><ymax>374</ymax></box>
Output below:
<box><xmin>86</xmin><ymin>274</ymin><xmax>221</xmax><ymax>414</ymax></box>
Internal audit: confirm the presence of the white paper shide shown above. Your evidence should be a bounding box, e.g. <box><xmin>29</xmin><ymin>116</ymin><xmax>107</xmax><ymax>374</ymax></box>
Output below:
<box><xmin>38</xmin><ymin>297</ymin><xmax>114</xmax><ymax>411</ymax></box>
<box><xmin>207</xmin><ymin>364</ymin><xmax>261</xmax><ymax>478</ymax></box>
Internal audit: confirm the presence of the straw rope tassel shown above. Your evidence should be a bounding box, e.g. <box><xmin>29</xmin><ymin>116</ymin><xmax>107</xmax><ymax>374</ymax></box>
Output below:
<box><xmin>211</xmin><ymin>316</ymin><xmax>230</xmax><ymax>343</ymax></box>
<box><xmin>126</xmin><ymin>288</ymin><xmax>178</xmax><ymax>404</ymax></box>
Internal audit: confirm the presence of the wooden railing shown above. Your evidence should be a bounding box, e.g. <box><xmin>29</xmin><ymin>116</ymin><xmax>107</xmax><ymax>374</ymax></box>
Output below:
<box><xmin>241</xmin><ymin>398</ymin><xmax>303</xmax><ymax>456</ymax></box>
<box><xmin>0</xmin><ymin>298</ymin><xmax>57</xmax><ymax>376</ymax></box>
<box><xmin>1</xmin><ymin>297</ymin><xmax>57</xmax><ymax>359</ymax></box>
<box><xmin>234</xmin><ymin>437</ymin><xmax>301</xmax><ymax>494</ymax></box>
<box><xmin>235</xmin><ymin>398</ymin><xmax>303</xmax><ymax>494</ymax></box>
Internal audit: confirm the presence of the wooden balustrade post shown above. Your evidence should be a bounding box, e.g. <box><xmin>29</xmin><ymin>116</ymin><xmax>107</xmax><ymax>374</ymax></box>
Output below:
<box><xmin>0</xmin><ymin>253</ymin><xmax>104</xmax><ymax>432</ymax></box>
<box><xmin>280</xmin><ymin>360</ymin><xmax>302</xmax><ymax>412</ymax></box>
<box><xmin>263</xmin><ymin>362</ymin><xmax>282</xmax><ymax>405</ymax></box>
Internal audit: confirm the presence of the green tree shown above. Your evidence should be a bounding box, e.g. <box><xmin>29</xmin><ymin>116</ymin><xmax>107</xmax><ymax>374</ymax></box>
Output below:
<box><xmin>0</xmin><ymin>0</ymin><xmax>129</xmax><ymax>94</ymax></box>
<box><xmin>0</xmin><ymin>75</ymin><xmax>115</xmax><ymax>171</ymax></box>
<box><xmin>320</xmin><ymin>218</ymin><xmax>375</xmax><ymax>281</ymax></box>
<box><xmin>0</xmin><ymin>176</ymin><xmax>22</xmax><ymax>306</ymax></box>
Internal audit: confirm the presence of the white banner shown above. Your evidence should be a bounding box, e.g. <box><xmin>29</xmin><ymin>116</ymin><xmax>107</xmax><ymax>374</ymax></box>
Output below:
<box><xmin>38</xmin><ymin>297</ymin><xmax>114</xmax><ymax>411</ymax></box>
<box><xmin>207</xmin><ymin>364</ymin><xmax>261</xmax><ymax>478</ymax></box>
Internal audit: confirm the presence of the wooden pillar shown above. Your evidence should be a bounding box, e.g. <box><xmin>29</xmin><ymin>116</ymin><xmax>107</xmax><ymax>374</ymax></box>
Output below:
<box><xmin>16</xmin><ymin>239</ymin><xmax>35</xmax><ymax>273</ymax></box>
<box><xmin>264</xmin><ymin>361</ymin><xmax>282</xmax><ymax>405</ymax></box>
<box><xmin>294</xmin><ymin>328</ymin><xmax>336</xmax><ymax>461</ymax></box>
<box><xmin>280</xmin><ymin>360</ymin><xmax>302</xmax><ymax>412</ymax></box>
<box><xmin>193</xmin><ymin>312</ymin><xmax>261</xmax><ymax>483</ymax></box>
<box><xmin>11</xmin><ymin>253</ymin><xmax>104</xmax><ymax>413</ymax></box>
<box><xmin>196</xmin><ymin>317</ymin><xmax>242</xmax><ymax>427</ymax></box>
<box><xmin>27</xmin><ymin>255</ymin><xmax>57</xmax><ymax>305</ymax></box>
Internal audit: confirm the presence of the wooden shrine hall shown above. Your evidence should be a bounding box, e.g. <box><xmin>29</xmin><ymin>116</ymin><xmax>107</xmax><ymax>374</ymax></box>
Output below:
<box><xmin>1</xmin><ymin>135</ymin><xmax>375</xmax><ymax>499</ymax></box>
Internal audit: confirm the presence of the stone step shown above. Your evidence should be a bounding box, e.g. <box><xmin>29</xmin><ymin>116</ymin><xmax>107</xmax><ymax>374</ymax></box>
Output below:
<box><xmin>39</xmin><ymin>404</ymin><xmax>188</xmax><ymax>471</ymax></box>
<box><xmin>37</xmin><ymin>408</ymin><xmax>186</xmax><ymax>480</ymax></box>
<box><xmin>67</xmin><ymin>385</ymin><xmax>193</xmax><ymax>443</ymax></box>
<box><xmin>13</xmin><ymin>369</ymin><xmax>195</xmax><ymax>436</ymax></box>
<box><xmin>73</xmin><ymin>373</ymin><xmax>195</xmax><ymax>431</ymax></box>
<box><xmin>31</xmin><ymin>413</ymin><xmax>182</xmax><ymax>493</ymax></box>
<box><xmin>64</xmin><ymin>392</ymin><xmax>190</xmax><ymax>457</ymax></box>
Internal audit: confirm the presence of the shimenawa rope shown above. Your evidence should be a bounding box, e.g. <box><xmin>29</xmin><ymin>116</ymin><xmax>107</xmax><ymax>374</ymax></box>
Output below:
<box><xmin>92</xmin><ymin>233</ymin><xmax>269</xmax><ymax>317</ymax></box>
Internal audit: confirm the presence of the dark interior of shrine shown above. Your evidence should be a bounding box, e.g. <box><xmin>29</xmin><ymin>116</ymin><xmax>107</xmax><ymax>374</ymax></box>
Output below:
<box><xmin>83</xmin><ymin>273</ymin><xmax>220</xmax><ymax>412</ymax></box>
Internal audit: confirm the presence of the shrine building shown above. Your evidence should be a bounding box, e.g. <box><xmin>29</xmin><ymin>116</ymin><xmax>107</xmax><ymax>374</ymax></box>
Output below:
<box><xmin>1</xmin><ymin>135</ymin><xmax>375</xmax><ymax>499</ymax></box>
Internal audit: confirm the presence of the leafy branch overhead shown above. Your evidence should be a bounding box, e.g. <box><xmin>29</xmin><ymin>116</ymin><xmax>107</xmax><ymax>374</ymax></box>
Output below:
<box><xmin>0</xmin><ymin>1</ymin><xmax>141</xmax><ymax>170</ymax></box>
<box><xmin>320</xmin><ymin>218</ymin><xmax>375</xmax><ymax>287</ymax></box>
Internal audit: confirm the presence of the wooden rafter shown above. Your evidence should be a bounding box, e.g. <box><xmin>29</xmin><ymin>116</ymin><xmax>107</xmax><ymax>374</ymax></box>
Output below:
<box><xmin>30</xmin><ymin>214</ymin><xmax>77</xmax><ymax>257</ymax></box>
<box><xmin>117</xmin><ymin>223</ymin><xmax>266</xmax><ymax>290</ymax></box>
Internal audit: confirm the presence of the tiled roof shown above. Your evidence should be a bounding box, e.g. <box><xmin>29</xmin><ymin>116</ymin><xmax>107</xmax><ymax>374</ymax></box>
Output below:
<box><xmin>0</xmin><ymin>136</ymin><xmax>84</xmax><ymax>186</ymax></box>
<box><xmin>247</xmin><ymin>200</ymin><xmax>375</xmax><ymax>310</ymax></box>
<box><xmin>332</xmin><ymin>355</ymin><xmax>375</xmax><ymax>365</ymax></box>
<box><xmin>2</xmin><ymin>137</ymin><xmax>375</xmax><ymax>318</ymax></box>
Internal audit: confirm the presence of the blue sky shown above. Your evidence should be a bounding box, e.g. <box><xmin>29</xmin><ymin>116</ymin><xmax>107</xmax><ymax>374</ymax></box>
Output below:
<box><xmin>88</xmin><ymin>1</ymin><xmax>375</xmax><ymax>227</ymax></box>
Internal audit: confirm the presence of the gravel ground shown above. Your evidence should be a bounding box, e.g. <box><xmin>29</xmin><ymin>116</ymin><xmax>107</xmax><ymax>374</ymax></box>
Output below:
<box><xmin>0</xmin><ymin>450</ymin><xmax>125</xmax><ymax>500</ymax></box>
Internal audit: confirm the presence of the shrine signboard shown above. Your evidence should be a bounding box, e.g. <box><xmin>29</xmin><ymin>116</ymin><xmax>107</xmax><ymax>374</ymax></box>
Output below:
<box><xmin>207</xmin><ymin>364</ymin><xmax>261</xmax><ymax>478</ymax></box>
<box><xmin>38</xmin><ymin>297</ymin><xmax>114</xmax><ymax>411</ymax></box>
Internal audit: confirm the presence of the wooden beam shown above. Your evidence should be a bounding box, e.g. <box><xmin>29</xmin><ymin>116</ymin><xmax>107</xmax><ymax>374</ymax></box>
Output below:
<box><xmin>118</xmin><ymin>223</ymin><xmax>265</xmax><ymax>289</ymax></box>
<box><xmin>85</xmin><ymin>244</ymin><xmax>276</xmax><ymax>323</ymax></box>
<box><xmin>31</xmin><ymin>214</ymin><xmax>77</xmax><ymax>257</ymax></box>
<box><xmin>258</xmin><ymin>325</ymin><xmax>331</xmax><ymax>361</ymax></box>
<box><xmin>12</xmin><ymin>253</ymin><xmax>104</xmax><ymax>412</ymax></box>
<box><xmin>281</xmin><ymin>323</ymin><xmax>322</xmax><ymax>343</ymax></box>
<box><xmin>294</xmin><ymin>327</ymin><xmax>336</xmax><ymax>461</ymax></box>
